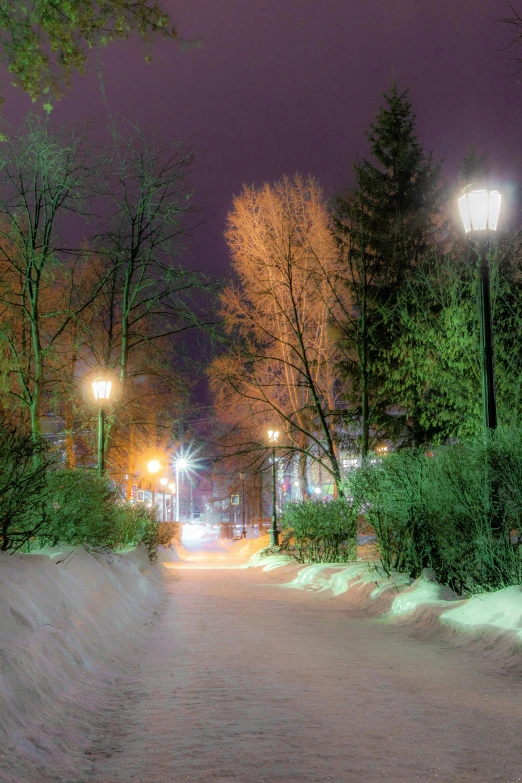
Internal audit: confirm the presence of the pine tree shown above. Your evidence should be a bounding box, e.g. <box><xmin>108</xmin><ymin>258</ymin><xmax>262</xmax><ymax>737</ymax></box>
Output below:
<box><xmin>332</xmin><ymin>82</ymin><xmax>444</xmax><ymax>457</ymax></box>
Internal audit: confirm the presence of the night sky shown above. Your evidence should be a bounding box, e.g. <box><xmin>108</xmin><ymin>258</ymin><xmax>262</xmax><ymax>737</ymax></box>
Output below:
<box><xmin>2</xmin><ymin>0</ymin><xmax>522</xmax><ymax>275</ymax></box>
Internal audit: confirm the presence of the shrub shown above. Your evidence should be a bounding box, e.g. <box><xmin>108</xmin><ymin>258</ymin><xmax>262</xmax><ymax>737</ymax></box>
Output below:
<box><xmin>347</xmin><ymin>428</ymin><xmax>522</xmax><ymax>594</ymax></box>
<box><xmin>0</xmin><ymin>425</ymin><xmax>50</xmax><ymax>553</ymax></box>
<box><xmin>33</xmin><ymin>470</ymin><xmax>163</xmax><ymax>560</ymax></box>
<box><xmin>280</xmin><ymin>499</ymin><xmax>357</xmax><ymax>563</ymax></box>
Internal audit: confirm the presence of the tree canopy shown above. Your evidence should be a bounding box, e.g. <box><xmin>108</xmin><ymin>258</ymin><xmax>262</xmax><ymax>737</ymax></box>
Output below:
<box><xmin>0</xmin><ymin>1</ymin><xmax>188</xmax><ymax>109</ymax></box>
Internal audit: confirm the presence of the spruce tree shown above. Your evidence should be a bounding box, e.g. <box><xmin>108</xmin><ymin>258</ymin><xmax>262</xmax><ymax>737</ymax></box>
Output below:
<box><xmin>332</xmin><ymin>83</ymin><xmax>444</xmax><ymax>457</ymax></box>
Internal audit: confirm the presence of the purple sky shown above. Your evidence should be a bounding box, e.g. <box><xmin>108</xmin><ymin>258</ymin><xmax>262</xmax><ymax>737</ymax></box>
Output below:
<box><xmin>2</xmin><ymin>0</ymin><xmax>522</xmax><ymax>279</ymax></box>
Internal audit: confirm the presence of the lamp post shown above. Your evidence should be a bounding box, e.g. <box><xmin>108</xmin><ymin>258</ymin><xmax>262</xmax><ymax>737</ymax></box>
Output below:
<box><xmin>92</xmin><ymin>377</ymin><xmax>112</xmax><ymax>477</ymax></box>
<box><xmin>173</xmin><ymin>455</ymin><xmax>196</xmax><ymax>522</ymax></box>
<box><xmin>458</xmin><ymin>185</ymin><xmax>502</xmax><ymax>430</ymax></box>
<box><xmin>174</xmin><ymin>458</ymin><xmax>188</xmax><ymax>522</ymax></box>
<box><xmin>267</xmin><ymin>429</ymin><xmax>280</xmax><ymax>546</ymax></box>
<box><xmin>160</xmin><ymin>477</ymin><xmax>168</xmax><ymax>521</ymax></box>
<box><xmin>147</xmin><ymin>459</ymin><xmax>161</xmax><ymax>508</ymax></box>
<box><xmin>239</xmin><ymin>472</ymin><xmax>247</xmax><ymax>538</ymax></box>
<box><xmin>169</xmin><ymin>483</ymin><xmax>176</xmax><ymax>522</ymax></box>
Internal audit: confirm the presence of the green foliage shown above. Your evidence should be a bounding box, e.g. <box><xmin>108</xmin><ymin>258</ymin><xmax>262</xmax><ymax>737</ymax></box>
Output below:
<box><xmin>28</xmin><ymin>469</ymin><xmax>163</xmax><ymax>560</ymax></box>
<box><xmin>0</xmin><ymin>1</ymin><xmax>181</xmax><ymax>107</ymax></box>
<box><xmin>280</xmin><ymin>499</ymin><xmax>357</xmax><ymax>563</ymax></box>
<box><xmin>382</xmin><ymin>237</ymin><xmax>522</xmax><ymax>443</ymax></box>
<box><xmin>347</xmin><ymin>429</ymin><xmax>522</xmax><ymax>594</ymax></box>
<box><xmin>332</xmin><ymin>83</ymin><xmax>445</xmax><ymax>455</ymax></box>
<box><xmin>0</xmin><ymin>424</ymin><xmax>50</xmax><ymax>552</ymax></box>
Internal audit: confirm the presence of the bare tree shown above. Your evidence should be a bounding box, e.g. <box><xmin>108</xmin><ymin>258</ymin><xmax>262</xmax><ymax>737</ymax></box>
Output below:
<box><xmin>210</xmin><ymin>175</ymin><xmax>346</xmax><ymax>496</ymax></box>
<box><xmin>0</xmin><ymin>116</ymin><xmax>107</xmax><ymax>435</ymax></box>
<box><xmin>90</xmin><ymin>121</ymin><xmax>211</xmax><ymax>474</ymax></box>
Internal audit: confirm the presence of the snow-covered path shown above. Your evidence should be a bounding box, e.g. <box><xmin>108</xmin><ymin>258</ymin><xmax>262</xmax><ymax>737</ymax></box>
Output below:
<box><xmin>81</xmin><ymin>553</ymin><xmax>522</xmax><ymax>783</ymax></box>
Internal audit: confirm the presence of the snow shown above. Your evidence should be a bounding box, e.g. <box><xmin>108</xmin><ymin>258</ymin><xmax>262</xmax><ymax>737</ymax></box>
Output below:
<box><xmin>247</xmin><ymin>551</ymin><xmax>522</xmax><ymax>641</ymax></box>
<box><xmin>441</xmin><ymin>585</ymin><xmax>522</xmax><ymax>638</ymax></box>
<box><xmin>2</xmin><ymin>536</ymin><xmax>522</xmax><ymax>782</ymax></box>
<box><xmin>388</xmin><ymin>578</ymin><xmax>460</xmax><ymax>616</ymax></box>
<box><xmin>0</xmin><ymin>544</ymin><xmax>166</xmax><ymax>783</ymax></box>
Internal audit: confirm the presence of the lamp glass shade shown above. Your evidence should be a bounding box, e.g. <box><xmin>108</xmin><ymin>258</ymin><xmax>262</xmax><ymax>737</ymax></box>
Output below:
<box><xmin>92</xmin><ymin>378</ymin><xmax>112</xmax><ymax>401</ymax></box>
<box><xmin>147</xmin><ymin>459</ymin><xmax>161</xmax><ymax>474</ymax></box>
<box><xmin>458</xmin><ymin>188</ymin><xmax>502</xmax><ymax>233</ymax></box>
<box><xmin>160</xmin><ymin>477</ymin><xmax>168</xmax><ymax>486</ymax></box>
<box><xmin>169</xmin><ymin>483</ymin><xmax>176</xmax><ymax>493</ymax></box>
<box><xmin>268</xmin><ymin>429</ymin><xmax>279</xmax><ymax>443</ymax></box>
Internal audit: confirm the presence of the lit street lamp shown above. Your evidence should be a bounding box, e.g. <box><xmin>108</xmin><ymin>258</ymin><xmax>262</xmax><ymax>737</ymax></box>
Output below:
<box><xmin>92</xmin><ymin>376</ymin><xmax>112</xmax><ymax>477</ymax></box>
<box><xmin>147</xmin><ymin>459</ymin><xmax>161</xmax><ymax>507</ymax></box>
<box><xmin>160</xmin><ymin>477</ymin><xmax>168</xmax><ymax>521</ymax></box>
<box><xmin>239</xmin><ymin>472</ymin><xmax>247</xmax><ymax>538</ymax></box>
<box><xmin>267</xmin><ymin>429</ymin><xmax>280</xmax><ymax>546</ymax></box>
<box><xmin>458</xmin><ymin>185</ymin><xmax>502</xmax><ymax>430</ymax></box>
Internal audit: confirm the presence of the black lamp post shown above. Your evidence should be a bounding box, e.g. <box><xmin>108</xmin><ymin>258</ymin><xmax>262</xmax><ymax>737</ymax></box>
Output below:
<box><xmin>92</xmin><ymin>377</ymin><xmax>112</xmax><ymax>477</ymax></box>
<box><xmin>239</xmin><ymin>472</ymin><xmax>247</xmax><ymax>538</ymax></box>
<box><xmin>458</xmin><ymin>185</ymin><xmax>502</xmax><ymax>431</ymax></box>
<box><xmin>267</xmin><ymin>429</ymin><xmax>280</xmax><ymax>546</ymax></box>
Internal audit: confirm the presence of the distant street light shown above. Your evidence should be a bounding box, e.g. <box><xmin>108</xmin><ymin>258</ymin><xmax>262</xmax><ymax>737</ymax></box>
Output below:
<box><xmin>147</xmin><ymin>459</ymin><xmax>161</xmax><ymax>507</ymax></box>
<box><xmin>267</xmin><ymin>429</ymin><xmax>280</xmax><ymax>546</ymax></box>
<box><xmin>239</xmin><ymin>472</ymin><xmax>247</xmax><ymax>538</ymax></box>
<box><xmin>458</xmin><ymin>185</ymin><xmax>502</xmax><ymax>430</ymax></box>
<box><xmin>92</xmin><ymin>376</ymin><xmax>112</xmax><ymax>477</ymax></box>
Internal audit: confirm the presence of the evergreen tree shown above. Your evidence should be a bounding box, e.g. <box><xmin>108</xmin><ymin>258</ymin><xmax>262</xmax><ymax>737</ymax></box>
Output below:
<box><xmin>332</xmin><ymin>83</ymin><xmax>444</xmax><ymax>457</ymax></box>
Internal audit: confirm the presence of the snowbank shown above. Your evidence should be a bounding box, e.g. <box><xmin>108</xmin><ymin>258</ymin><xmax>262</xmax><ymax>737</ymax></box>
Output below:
<box><xmin>248</xmin><ymin>553</ymin><xmax>522</xmax><ymax>659</ymax></box>
<box><xmin>0</xmin><ymin>544</ymin><xmax>168</xmax><ymax>783</ymax></box>
<box><xmin>441</xmin><ymin>585</ymin><xmax>522</xmax><ymax>638</ymax></box>
<box><xmin>229</xmin><ymin>534</ymin><xmax>271</xmax><ymax>559</ymax></box>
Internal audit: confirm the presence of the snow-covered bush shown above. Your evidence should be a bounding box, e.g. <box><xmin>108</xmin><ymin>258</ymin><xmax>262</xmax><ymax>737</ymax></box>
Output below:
<box><xmin>280</xmin><ymin>499</ymin><xmax>357</xmax><ymax>563</ymax></box>
<box><xmin>348</xmin><ymin>428</ymin><xmax>522</xmax><ymax>594</ymax></box>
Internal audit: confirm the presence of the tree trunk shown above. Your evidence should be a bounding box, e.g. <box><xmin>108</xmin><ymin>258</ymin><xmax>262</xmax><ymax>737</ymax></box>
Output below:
<box><xmin>30</xmin><ymin>321</ymin><xmax>43</xmax><ymax>437</ymax></box>
<box><xmin>361</xmin><ymin>289</ymin><xmax>369</xmax><ymax>462</ymax></box>
<box><xmin>298</xmin><ymin>451</ymin><xmax>309</xmax><ymax>500</ymax></box>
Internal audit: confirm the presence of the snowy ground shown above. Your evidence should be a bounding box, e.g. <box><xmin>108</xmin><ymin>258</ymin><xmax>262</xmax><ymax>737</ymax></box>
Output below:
<box><xmin>2</xmin><ymin>539</ymin><xmax>522</xmax><ymax>782</ymax></box>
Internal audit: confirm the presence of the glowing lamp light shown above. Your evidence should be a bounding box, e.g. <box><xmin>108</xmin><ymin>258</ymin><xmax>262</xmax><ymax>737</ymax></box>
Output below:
<box><xmin>176</xmin><ymin>457</ymin><xmax>188</xmax><ymax>470</ymax></box>
<box><xmin>458</xmin><ymin>186</ymin><xmax>502</xmax><ymax>234</ymax></box>
<box><xmin>169</xmin><ymin>483</ymin><xmax>176</xmax><ymax>494</ymax></box>
<box><xmin>268</xmin><ymin>429</ymin><xmax>279</xmax><ymax>444</ymax></box>
<box><xmin>160</xmin><ymin>477</ymin><xmax>168</xmax><ymax>486</ymax></box>
<box><xmin>92</xmin><ymin>377</ymin><xmax>112</xmax><ymax>401</ymax></box>
<box><xmin>147</xmin><ymin>459</ymin><xmax>161</xmax><ymax>474</ymax></box>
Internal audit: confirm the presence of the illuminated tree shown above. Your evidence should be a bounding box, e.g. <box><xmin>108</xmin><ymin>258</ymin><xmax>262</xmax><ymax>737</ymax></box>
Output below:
<box><xmin>88</xmin><ymin>122</ymin><xmax>210</xmax><ymax>477</ymax></box>
<box><xmin>0</xmin><ymin>116</ymin><xmax>105</xmax><ymax>435</ymax></box>
<box><xmin>210</xmin><ymin>175</ymin><xmax>346</xmax><ymax>496</ymax></box>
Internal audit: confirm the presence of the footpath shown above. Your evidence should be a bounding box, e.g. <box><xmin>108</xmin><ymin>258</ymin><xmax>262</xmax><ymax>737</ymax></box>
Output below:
<box><xmin>2</xmin><ymin>538</ymin><xmax>522</xmax><ymax>783</ymax></box>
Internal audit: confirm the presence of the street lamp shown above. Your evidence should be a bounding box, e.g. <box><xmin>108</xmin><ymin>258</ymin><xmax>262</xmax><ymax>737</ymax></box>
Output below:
<box><xmin>174</xmin><ymin>457</ymin><xmax>188</xmax><ymax>522</ymax></box>
<box><xmin>169</xmin><ymin>482</ymin><xmax>176</xmax><ymax>522</ymax></box>
<box><xmin>458</xmin><ymin>185</ymin><xmax>502</xmax><ymax>430</ymax></box>
<box><xmin>160</xmin><ymin>477</ymin><xmax>168</xmax><ymax>521</ymax></box>
<box><xmin>239</xmin><ymin>472</ymin><xmax>247</xmax><ymax>538</ymax></box>
<box><xmin>147</xmin><ymin>459</ymin><xmax>161</xmax><ymax>507</ymax></box>
<box><xmin>267</xmin><ymin>429</ymin><xmax>280</xmax><ymax>546</ymax></box>
<box><xmin>92</xmin><ymin>376</ymin><xmax>112</xmax><ymax>477</ymax></box>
